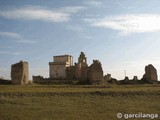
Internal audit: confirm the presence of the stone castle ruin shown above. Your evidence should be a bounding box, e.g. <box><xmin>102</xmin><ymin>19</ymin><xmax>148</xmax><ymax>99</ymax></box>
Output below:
<box><xmin>88</xmin><ymin>60</ymin><xmax>103</xmax><ymax>84</ymax></box>
<box><xmin>33</xmin><ymin>75</ymin><xmax>44</xmax><ymax>83</ymax></box>
<box><xmin>32</xmin><ymin>52</ymin><xmax>159</xmax><ymax>85</ymax></box>
<box><xmin>66</xmin><ymin>52</ymin><xmax>103</xmax><ymax>84</ymax></box>
<box><xmin>65</xmin><ymin>52</ymin><xmax>89</xmax><ymax>81</ymax></box>
<box><xmin>47</xmin><ymin>52</ymin><xmax>104</xmax><ymax>84</ymax></box>
<box><xmin>117</xmin><ymin>64</ymin><xmax>158</xmax><ymax>85</ymax></box>
<box><xmin>49</xmin><ymin>55</ymin><xmax>73</xmax><ymax>79</ymax></box>
<box><xmin>75</xmin><ymin>52</ymin><xmax>88</xmax><ymax>80</ymax></box>
<box><xmin>8</xmin><ymin>53</ymin><xmax>159</xmax><ymax>85</ymax></box>
<box><xmin>11</xmin><ymin>61</ymin><xmax>29</xmax><ymax>85</ymax></box>
<box><xmin>32</xmin><ymin>52</ymin><xmax>103</xmax><ymax>84</ymax></box>
<box><xmin>142</xmin><ymin>64</ymin><xmax>158</xmax><ymax>84</ymax></box>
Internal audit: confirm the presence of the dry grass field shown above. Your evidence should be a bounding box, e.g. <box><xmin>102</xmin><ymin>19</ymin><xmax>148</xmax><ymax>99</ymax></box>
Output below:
<box><xmin>0</xmin><ymin>84</ymin><xmax>160</xmax><ymax>120</ymax></box>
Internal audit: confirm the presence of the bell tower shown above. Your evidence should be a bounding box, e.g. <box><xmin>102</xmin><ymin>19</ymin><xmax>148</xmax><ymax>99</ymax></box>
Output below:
<box><xmin>78</xmin><ymin>52</ymin><xmax>87</xmax><ymax>65</ymax></box>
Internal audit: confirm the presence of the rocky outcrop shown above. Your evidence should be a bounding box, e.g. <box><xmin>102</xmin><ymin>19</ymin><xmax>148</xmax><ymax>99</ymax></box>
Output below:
<box><xmin>142</xmin><ymin>64</ymin><xmax>158</xmax><ymax>84</ymax></box>
<box><xmin>11</xmin><ymin>61</ymin><xmax>29</xmax><ymax>85</ymax></box>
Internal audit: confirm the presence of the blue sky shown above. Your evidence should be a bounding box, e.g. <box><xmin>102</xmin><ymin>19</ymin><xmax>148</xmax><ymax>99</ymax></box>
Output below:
<box><xmin>0</xmin><ymin>0</ymin><xmax>160</xmax><ymax>80</ymax></box>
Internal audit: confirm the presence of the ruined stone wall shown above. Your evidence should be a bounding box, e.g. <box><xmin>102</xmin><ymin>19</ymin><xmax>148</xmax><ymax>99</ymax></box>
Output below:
<box><xmin>81</xmin><ymin>67</ymin><xmax>89</xmax><ymax>80</ymax></box>
<box><xmin>142</xmin><ymin>64</ymin><xmax>158</xmax><ymax>83</ymax></box>
<box><xmin>104</xmin><ymin>74</ymin><xmax>111</xmax><ymax>81</ymax></box>
<box><xmin>66</xmin><ymin>66</ymin><xmax>75</xmax><ymax>80</ymax></box>
<box><xmin>49</xmin><ymin>63</ymin><xmax>67</xmax><ymax>79</ymax></box>
<box><xmin>66</xmin><ymin>53</ymin><xmax>104</xmax><ymax>85</ymax></box>
<box><xmin>32</xmin><ymin>75</ymin><xmax>43</xmax><ymax>83</ymax></box>
<box><xmin>74</xmin><ymin>52</ymin><xmax>88</xmax><ymax>80</ymax></box>
<box><xmin>133</xmin><ymin>76</ymin><xmax>138</xmax><ymax>81</ymax></box>
<box><xmin>52</xmin><ymin>52</ymin><xmax>104</xmax><ymax>85</ymax></box>
<box><xmin>88</xmin><ymin>60</ymin><xmax>103</xmax><ymax>84</ymax></box>
<box><xmin>75</xmin><ymin>63</ymin><xmax>82</xmax><ymax>79</ymax></box>
<box><xmin>11</xmin><ymin>61</ymin><xmax>29</xmax><ymax>85</ymax></box>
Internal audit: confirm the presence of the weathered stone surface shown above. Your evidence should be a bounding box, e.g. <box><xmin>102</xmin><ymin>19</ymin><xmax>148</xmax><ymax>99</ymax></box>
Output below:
<box><xmin>133</xmin><ymin>76</ymin><xmax>138</xmax><ymax>81</ymax></box>
<box><xmin>49</xmin><ymin>55</ymin><xmax>73</xmax><ymax>79</ymax></box>
<box><xmin>66</xmin><ymin>52</ymin><xmax>88</xmax><ymax>81</ymax></box>
<box><xmin>66</xmin><ymin>52</ymin><xmax>104</xmax><ymax>85</ymax></box>
<box><xmin>142</xmin><ymin>64</ymin><xmax>158</xmax><ymax>83</ymax></box>
<box><xmin>11</xmin><ymin>61</ymin><xmax>29</xmax><ymax>85</ymax></box>
<box><xmin>104</xmin><ymin>74</ymin><xmax>111</xmax><ymax>81</ymax></box>
<box><xmin>75</xmin><ymin>52</ymin><xmax>88</xmax><ymax>80</ymax></box>
<box><xmin>33</xmin><ymin>75</ymin><xmax>43</xmax><ymax>83</ymax></box>
<box><xmin>124</xmin><ymin>76</ymin><xmax>129</xmax><ymax>83</ymax></box>
<box><xmin>66</xmin><ymin>66</ymin><xmax>76</xmax><ymax>80</ymax></box>
<box><xmin>88</xmin><ymin>60</ymin><xmax>103</xmax><ymax>84</ymax></box>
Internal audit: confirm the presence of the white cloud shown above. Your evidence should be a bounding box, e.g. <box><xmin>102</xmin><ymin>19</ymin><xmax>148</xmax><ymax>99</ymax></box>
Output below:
<box><xmin>85</xmin><ymin>0</ymin><xmax>102</xmax><ymax>7</ymax></box>
<box><xmin>84</xmin><ymin>14</ymin><xmax>160</xmax><ymax>35</ymax></box>
<box><xmin>0</xmin><ymin>32</ymin><xmax>21</xmax><ymax>39</ymax></box>
<box><xmin>16</xmin><ymin>39</ymin><xmax>37</xmax><ymax>44</ymax></box>
<box><xmin>0</xmin><ymin>6</ymin><xmax>85</xmax><ymax>23</ymax></box>
<box><xmin>59</xmin><ymin>6</ymin><xmax>86</xmax><ymax>14</ymax></box>
<box><xmin>0</xmin><ymin>51</ymin><xmax>21</xmax><ymax>56</ymax></box>
<box><xmin>0</xmin><ymin>32</ymin><xmax>37</xmax><ymax>44</ymax></box>
<box><xmin>0</xmin><ymin>7</ymin><xmax>69</xmax><ymax>22</ymax></box>
<box><xmin>66</xmin><ymin>25</ymin><xmax>84</xmax><ymax>31</ymax></box>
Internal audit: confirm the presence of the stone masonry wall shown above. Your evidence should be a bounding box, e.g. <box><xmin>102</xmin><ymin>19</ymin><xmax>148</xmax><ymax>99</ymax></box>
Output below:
<box><xmin>11</xmin><ymin>61</ymin><xmax>29</xmax><ymax>85</ymax></box>
<box><xmin>88</xmin><ymin>60</ymin><xmax>103</xmax><ymax>84</ymax></box>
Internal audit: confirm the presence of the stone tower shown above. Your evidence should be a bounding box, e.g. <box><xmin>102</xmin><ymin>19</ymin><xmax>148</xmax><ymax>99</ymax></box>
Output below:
<box><xmin>11</xmin><ymin>61</ymin><xmax>29</xmax><ymax>85</ymax></box>
<box><xmin>49</xmin><ymin>55</ymin><xmax>73</xmax><ymax>79</ymax></box>
<box><xmin>88</xmin><ymin>60</ymin><xmax>103</xmax><ymax>84</ymax></box>
<box><xmin>75</xmin><ymin>52</ymin><xmax>88</xmax><ymax>80</ymax></box>
<box><xmin>142</xmin><ymin>64</ymin><xmax>158</xmax><ymax>83</ymax></box>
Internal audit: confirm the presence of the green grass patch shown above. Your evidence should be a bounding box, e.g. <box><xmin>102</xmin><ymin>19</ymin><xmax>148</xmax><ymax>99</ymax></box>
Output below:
<box><xmin>0</xmin><ymin>85</ymin><xmax>160</xmax><ymax>120</ymax></box>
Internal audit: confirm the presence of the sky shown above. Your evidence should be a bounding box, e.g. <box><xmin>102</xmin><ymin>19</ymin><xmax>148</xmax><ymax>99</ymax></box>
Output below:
<box><xmin>0</xmin><ymin>0</ymin><xmax>160</xmax><ymax>80</ymax></box>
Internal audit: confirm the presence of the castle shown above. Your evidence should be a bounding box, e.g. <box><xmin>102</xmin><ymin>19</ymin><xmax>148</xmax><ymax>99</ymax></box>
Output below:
<box><xmin>7</xmin><ymin>52</ymin><xmax>159</xmax><ymax>85</ymax></box>
<box><xmin>49</xmin><ymin>55</ymin><xmax>73</xmax><ymax>79</ymax></box>
<box><xmin>49</xmin><ymin>52</ymin><xmax>103</xmax><ymax>84</ymax></box>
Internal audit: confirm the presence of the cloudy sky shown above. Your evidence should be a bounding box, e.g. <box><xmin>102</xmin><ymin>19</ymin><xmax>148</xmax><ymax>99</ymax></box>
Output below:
<box><xmin>0</xmin><ymin>0</ymin><xmax>160</xmax><ymax>80</ymax></box>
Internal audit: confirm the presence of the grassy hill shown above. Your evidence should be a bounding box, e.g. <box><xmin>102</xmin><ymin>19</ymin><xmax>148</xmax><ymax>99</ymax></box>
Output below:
<box><xmin>0</xmin><ymin>85</ymin><xmax>160</xmax><ymax>120</ymax></box>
